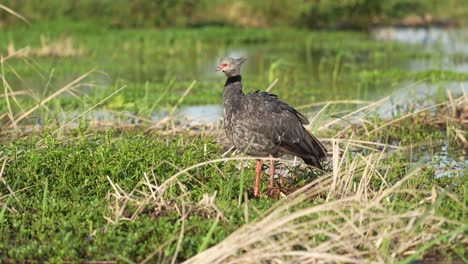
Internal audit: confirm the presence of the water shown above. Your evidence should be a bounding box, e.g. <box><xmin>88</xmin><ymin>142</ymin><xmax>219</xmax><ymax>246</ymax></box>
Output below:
<box><xmin>54</xmin><ymin>105</ymin><xmax>222</xmax><ymax>127</ymax></box>
<box><xmin>168</xmin><ymin>105</ymin><xmax>223</xmax><ymax>125</ymax></box>
<box><xmin>372</xmin><ymin>27</ymin><xmax>468</xmax><ymax>54</ymax></box>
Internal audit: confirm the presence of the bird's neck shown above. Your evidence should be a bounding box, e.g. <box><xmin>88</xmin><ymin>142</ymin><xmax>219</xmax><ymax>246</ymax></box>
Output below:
<box><xmin>223</xmin><ymin>75</ymin><xmax>243</xmax><ymax>96</ymax></box>
<box><xmin>222</xmin><ymin>75</ymin><xmax>244</xmax><ymax>113</ymax></box>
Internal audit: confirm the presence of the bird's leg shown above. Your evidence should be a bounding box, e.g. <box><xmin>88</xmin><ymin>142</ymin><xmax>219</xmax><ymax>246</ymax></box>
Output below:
<box><xmin>267</xmin><ymin>154</ymin><xmax>276</xmax><ymax>197</ymax></box>
<box><xmin>254</xmin><ymin>159</ymin><xmax>262</xmax><ymax>197</ymax></box>
<box><xmin>269</xmin><ymin>156</ymin><xmax>275</xmax><ymax>189</ymax></box>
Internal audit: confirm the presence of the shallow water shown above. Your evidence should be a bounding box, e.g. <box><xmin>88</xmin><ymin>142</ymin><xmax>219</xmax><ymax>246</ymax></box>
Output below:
<box><xmin>372</xmin><ymin>27</ymin><xmax>468</xmax><ymax>54</ymax></box>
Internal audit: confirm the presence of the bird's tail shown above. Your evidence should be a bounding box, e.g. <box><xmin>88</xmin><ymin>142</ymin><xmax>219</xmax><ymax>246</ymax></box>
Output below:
<box><xmin>303</xmin><ymin>157</ymin><xmax>323</xmax><ymax>170</ymax></box>
<box><xmin>302</xmin><ymin>130</ymin><xmax>327</xmax><ymax>170</ymax></box>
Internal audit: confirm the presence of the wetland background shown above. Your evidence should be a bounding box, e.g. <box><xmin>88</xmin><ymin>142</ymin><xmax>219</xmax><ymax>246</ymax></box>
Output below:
<box><xmin>0</xmin><ymin>1</ymin><xmax>467</xmax><ymax>263</ymax></box>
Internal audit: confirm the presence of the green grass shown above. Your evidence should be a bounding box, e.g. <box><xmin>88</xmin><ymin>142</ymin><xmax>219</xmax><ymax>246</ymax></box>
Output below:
<box><xmin>1</xmin><ymin>132</ymin><xmax>270</xmax><ymax>261</ymax></box>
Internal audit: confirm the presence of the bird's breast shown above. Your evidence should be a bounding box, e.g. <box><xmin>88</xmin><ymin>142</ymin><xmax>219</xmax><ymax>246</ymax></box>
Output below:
<box><xmin>223</xmin><ymin>117</ymin><xmax>277</xmax><ymax>156</ymax></box>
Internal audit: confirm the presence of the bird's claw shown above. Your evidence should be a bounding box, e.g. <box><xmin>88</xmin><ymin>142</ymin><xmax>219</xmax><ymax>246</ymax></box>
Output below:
<box><xmin>266</xmin><ymin>187</ymin><xmax>279</xmax><ymax>198</ymax></box>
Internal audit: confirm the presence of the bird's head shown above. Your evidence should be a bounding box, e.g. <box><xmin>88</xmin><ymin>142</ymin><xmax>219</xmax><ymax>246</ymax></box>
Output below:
<box><xmin>216</xmin><ymin>57</ymin><xmax>247</xmax><ymax>77</ymax></box>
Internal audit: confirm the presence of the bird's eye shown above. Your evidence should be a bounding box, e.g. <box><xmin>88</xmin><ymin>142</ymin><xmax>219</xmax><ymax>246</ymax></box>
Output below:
<box><xmin>221</xmin><ymin>63</ymin><xmax>227</xmax><ymax>67</ymax></box>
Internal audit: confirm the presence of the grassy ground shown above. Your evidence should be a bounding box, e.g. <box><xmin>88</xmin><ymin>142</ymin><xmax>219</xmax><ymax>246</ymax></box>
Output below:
<box><xmin>0</xmin><ymin>82</ymin><xmax>466</xmax><ymax>262</ymax></box>
<box><xmin>0</xmin><ymin>17</ymin><xmax>467</xmax><ymax>263</ymax></box>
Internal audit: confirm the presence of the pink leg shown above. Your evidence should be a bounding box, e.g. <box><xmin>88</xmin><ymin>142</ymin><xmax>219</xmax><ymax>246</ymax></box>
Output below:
<box><xmin>266</xmin><ymin>154</ymin><xmax>277</xmax><ymax>197</ymax></box>
<box><xmin>269</xmin><ymin>155</ymin><xmax>275</xmax><ymax>189</ymax></box>
<box><xmin>254</xmin><ymin>159</ymin><xmax>262</xmax><ymax>197</ymax></box>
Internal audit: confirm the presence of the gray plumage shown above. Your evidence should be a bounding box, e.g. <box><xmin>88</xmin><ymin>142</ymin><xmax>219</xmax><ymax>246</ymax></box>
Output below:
<box><xmin>217</xmin><ymin>57</ymin><xmax>327</xmax><ymax>169</ymax></box>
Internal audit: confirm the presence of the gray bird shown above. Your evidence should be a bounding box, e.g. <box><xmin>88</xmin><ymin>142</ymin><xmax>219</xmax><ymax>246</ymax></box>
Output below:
<box><xmin>217</xmin><ymin>57</ymin><xmax>327</xmax><ymax>197</ymax></box>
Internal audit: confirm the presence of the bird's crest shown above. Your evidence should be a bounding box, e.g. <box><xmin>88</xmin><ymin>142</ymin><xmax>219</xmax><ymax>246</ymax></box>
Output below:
<box><xmin>235</xmin><ymin>57</ymin><xmax>247</xmax><ymax>66</ymax></box>
<box><xmin>219</xmin><ymin>57</ymin><xmax>247</xmax><ymax>66</ymax></box>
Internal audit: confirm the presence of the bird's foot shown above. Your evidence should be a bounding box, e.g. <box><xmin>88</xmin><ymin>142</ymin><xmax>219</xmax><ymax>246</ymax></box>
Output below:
<box><xmin>266</xmin><ymin>187</ymin><xmax>280</xmax><ymax>199</ymax></box>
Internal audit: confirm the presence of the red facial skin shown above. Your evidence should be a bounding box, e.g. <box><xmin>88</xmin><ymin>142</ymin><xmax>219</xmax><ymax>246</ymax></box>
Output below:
<box><xmin>216</xmin><ymin>63</ymin><xmax>228</xmax><ymax>72</ymax></box>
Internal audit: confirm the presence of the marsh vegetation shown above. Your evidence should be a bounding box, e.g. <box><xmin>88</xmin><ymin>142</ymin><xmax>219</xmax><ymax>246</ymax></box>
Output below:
<box><xmin>0</xmin><ymin>2</ymin><xmax>467</xmax><ymax>263</ymax></box>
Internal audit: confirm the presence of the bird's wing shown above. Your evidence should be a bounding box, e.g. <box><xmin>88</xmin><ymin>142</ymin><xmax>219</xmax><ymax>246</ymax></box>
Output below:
<box><xmin>247</xmin><ymin>91</ymin><xmax>309</xmax><ymax>124</ymax></box>
<box><xmin>244</xmin><ymin>92</ymin><xmax>326</xmax><ymax>160</ymax></box>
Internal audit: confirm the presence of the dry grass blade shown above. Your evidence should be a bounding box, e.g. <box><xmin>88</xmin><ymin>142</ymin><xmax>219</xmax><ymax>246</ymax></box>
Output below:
<box><xmin>7</xmin><ymin>36</ymin><xmax>86</xmax><ymax>57</ymax></box>
<box><xmin>0</xmin><ymin>47</ymin><xmax>31</xmax><ymax>64</ymax></box>
<box><xmin>317</xmin><ymin>96</ymin><xmax>389</xmax><ymax>131</ymax></box>
<box><xmin>0</xmin><ymin>4</ymin><xmax>30</xmax><ymax>25</ymax></box>
<box><xmin>1</xmin><ymin>57</ymin><xmax>18</xmax><ymax>130</ymax></box>
<box><xmin>156</xmin><ymin>156</ymin><xmax>289</xmax><ymax>195</ymax></box>
<box><xmin>4</xmin><ymin>68</ymin><xmax>95</xmax><ymax>129</ymax></box>
<box><xmin>51</xmin><ymin>85</ymin><xmax>126</xmax><ymax>135</ymax></box>
<box><xmin>172</xmin><ymin>203</ymin><xmax>187</xmax><ymax>264</ymax></box>
<box><xmin>105</xmin><ymin>156</ymin><xmax>295</xmax><ymax>224</ymax></box>
<box><xmin>369</xmin><ymin>101</ymin><xmax>447</xmax><ymax>134</ymax></box>
<box><xmin>168</xmin><ymin>81</ymin><xmax>197</xmax><ymax>117</ymax></box>
<box><xmin>296</xmin><ymin>99</ymin><xmax>373</xmax><ymax>110</ymax></box>
<box><xmin>307</xmin><ymin>102</ymin><xmax>330</xmax><ymax>131</ymax></box>
<box><xmin>0</xmin><ymin>90</ymin><xmax>29</xmax><ymax>98</ymax></box>
<box><xmin>321</xmin><ymin>138</ymin><xmax>400</xmax><ymax>150</ymax></box>
<box><xmin>149</xmin><ymin>80</ymin><xmax>197</xmax><ymax>130</ymax></box>
<box><xmin>265</xmin><ymin>78</ymin><xmax>278</xmax><ymax>92</ymax></box>
<box><xmin>0</xmin><ymin>157</ymin><xmax>20</xmax><ymax>205</ymax></box>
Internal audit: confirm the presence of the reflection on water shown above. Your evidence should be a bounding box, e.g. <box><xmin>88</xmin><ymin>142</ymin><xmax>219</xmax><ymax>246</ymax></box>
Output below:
<box><xmin>56</xmin><ymin>105</ymin><xmax>223</xmax><ymax>127</ymax></box>
<box><xmin>422</xmin><ymin>142</ymin><xmax>466</xmax><ymax>179</ymax></box>
<box><xmin>379</xmin><ymin>81</ymin><xmax>467</xmax><ymax>119</ymax></box>
<box><xmin>372</xmin><ymin>27</ymin><xmax>468</xmax><ymax>54</ymax></box>
<box><xmin>370</xmin><ymin>27</ymin><xmax>468</xmax><ymax>120</ymax></box>
<box><xmin>372</xmin><ymin>27</ymin><xmax>468</xmax><ymax>72</ymax></box>
<box><xmin>406</xmin><ymin>59</ymin><xmax>468</xmax><ymax>72</ymax></box>
<box><xmin>164</xmin><ymin>105</ymin><xmax>223</xmax><ymax>125</ymax></box>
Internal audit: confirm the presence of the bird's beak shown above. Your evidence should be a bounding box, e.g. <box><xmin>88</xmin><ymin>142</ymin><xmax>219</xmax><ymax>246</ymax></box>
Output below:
<box><xmin>216</xmin><ymin>65</ymin><xmax>223</xmax><ymax>72</ymax></box>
